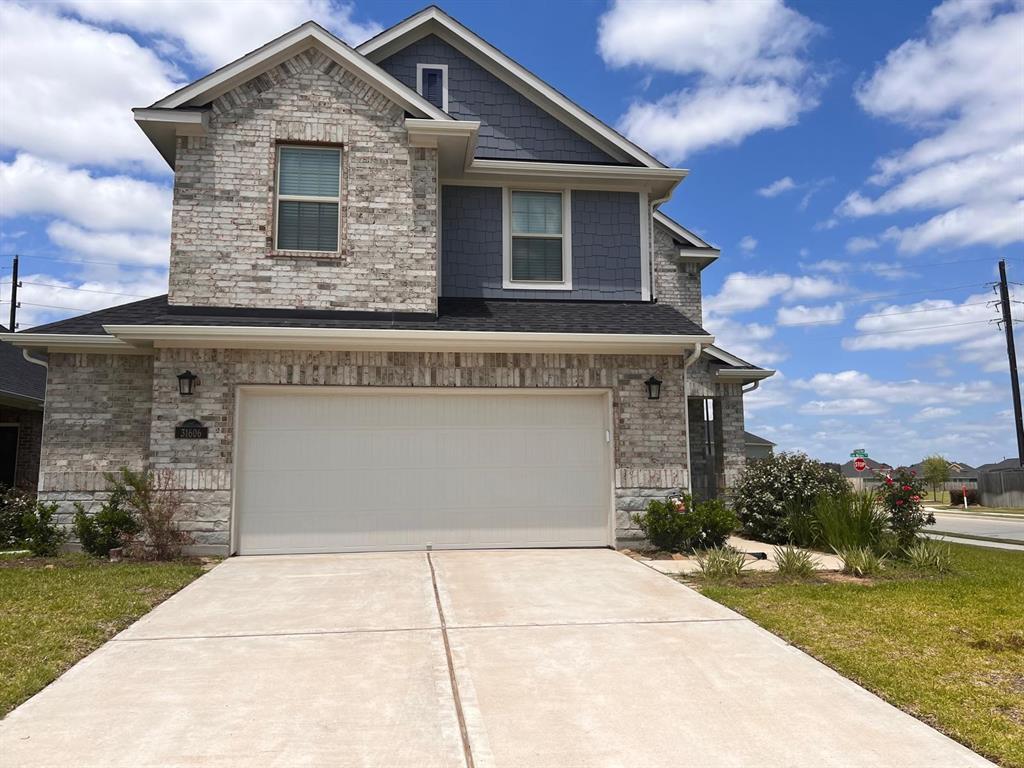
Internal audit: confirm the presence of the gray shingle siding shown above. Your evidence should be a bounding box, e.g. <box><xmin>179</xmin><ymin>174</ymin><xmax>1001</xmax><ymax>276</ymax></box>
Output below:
<box><xmin>379</xmin><ymin>35</ymin><xmax>620</xmax><ymax>164</ymax></box>
<box><xmin>441</xmin><ymin>185</ymin><xmax>642</xmax><ymax>301</ymax></box>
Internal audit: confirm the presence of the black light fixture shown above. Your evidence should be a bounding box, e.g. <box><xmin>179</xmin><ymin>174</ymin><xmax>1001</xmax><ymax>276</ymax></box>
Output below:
<box><xmin>177</xmin><ymin>370</ymin><xmax>199</xmax><ymax>396</ymax></box>
<box><xmin>645</xmin><ymin>375</ymin><xmax>662</xmax><ymax>400</ymax></box>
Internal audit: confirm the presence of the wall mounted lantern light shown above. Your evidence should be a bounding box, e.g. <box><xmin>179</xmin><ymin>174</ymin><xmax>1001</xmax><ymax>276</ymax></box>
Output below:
<box><xmin>177</xmin><ymin>370</ymin><xmax>199</xmax><ymax>396</ymax></box>
<box><xmin>645</xmin><ymin>375</ymin><xmax>662</xmax><ymax>400</ymax></box>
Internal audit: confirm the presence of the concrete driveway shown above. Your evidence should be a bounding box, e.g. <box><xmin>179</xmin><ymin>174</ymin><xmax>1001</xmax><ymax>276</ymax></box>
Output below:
<box><xmin>1</xmin><ymin>550</ymin><xmax>992</xmax><ymax>768</ymax></box>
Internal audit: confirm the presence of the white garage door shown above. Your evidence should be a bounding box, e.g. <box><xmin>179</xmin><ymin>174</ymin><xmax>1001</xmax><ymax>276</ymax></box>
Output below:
<box><xmin>234</xmin><ymin>388</ymin><xmax>612</xmax><ymax>554</ymax></box>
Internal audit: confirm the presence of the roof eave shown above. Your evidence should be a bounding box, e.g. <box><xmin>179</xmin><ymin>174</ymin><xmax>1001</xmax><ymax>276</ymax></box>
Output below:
<box><xmin>102</xmin><ymin>324</ymin><xmax>713</xmax><ymax>355</ymax></box>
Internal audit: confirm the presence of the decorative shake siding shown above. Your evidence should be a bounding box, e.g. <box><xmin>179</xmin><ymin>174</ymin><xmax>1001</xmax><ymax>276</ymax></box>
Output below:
<box><xmin>169</xmin><ymin>49</ymin><xmax>439</xmax><ymax>314</ymax></box>
<box><xmin>379</xmin><ymin>34</ymin><xmax>618</xmax><ymax>163</ymax></box>
<box><xmin>145</xmin><ymin>348</ymin><xmax>690</xmax><ymax>552</ymax></box>
<box><xmin>652</xmin><ymin>220</ymin><xmax>702</xmax><ymax>325</ymax></box>
<box><xmin>36</xmin><ymin>353</ymin><xmax>153</xmax><ymax>526</ymax></box>
<box><xmin>440</xmin><ymin>186</ymin><xmax>643</xmax><ymax>300</ymax></box>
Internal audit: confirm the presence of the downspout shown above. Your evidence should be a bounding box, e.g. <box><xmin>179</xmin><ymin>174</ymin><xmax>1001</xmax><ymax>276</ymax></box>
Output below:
<box><xmin>22</xmin><ymin>348</ymin><xmax>48</xmax><ymax>369</ymax></box>
<box><xmin>742</xmin><ymin>380</ymin><xmax>759</xmax><ymax>394</ymax></box>
<box><xmin>682</xmin><ymin>343</ymin><xmax>703</xmax><ymax>495</ymax></box>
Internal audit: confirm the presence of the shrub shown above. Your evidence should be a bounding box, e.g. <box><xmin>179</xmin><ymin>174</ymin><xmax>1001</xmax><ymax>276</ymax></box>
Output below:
<box><xmin>72</xmin><ymin>480</ymin><xmax>141</xmax><ymax>558</ymax></box>
<box><xmin>21</xmin><ymin>499</ymin><xmax>66</xmax><ymax>556</ymax></box>
<box><xmin>812</xmin><ymin>490</ymin><xmax>888</xmax><ymax>551</ymax></box>
<box><xmin>734</xmin><ymin>452</ymin><xmax>849</xmax><ymax>544</ymax></box>
<box><xmin>949</xmin><ymin>488</ymin><xmax>979</xmax><ymax>507</ymax></box>
<box><xmin>696</xmin><ymin>547</ymin><xmax>749</xmax><ymax>581</ymax></box>
<box><xmin>632</xmin><ymin>493</ymin><xmax>737</xmax><ymax>552</ymax></box>
<box><xmin>106</xmin><ymin>468</ymin><xmax>192</xmax><ymax>561</ymax></box>
<box><xmin>878</xmin><ymin>467</ymin><xmax>934</xmax><ymax>550</ymax></box>
<box><xmin>0</xmin><ymin>486</ymin><xmax>33</xmax><ymax>549</ymax></box>
<box><xmin>773</xmin><ymin>544</ymin><xmax>819</xmax><ymax>578</ymax></box>
<box><xmin>904</xmin><ymin>539</ymin><xmax>954</xmax><ymax>572</ymax></box>
<box><xmin>783</xmin><ymin>498</ymin><xmax>817</xmax><ymax>548</ymax></box>
<box><xmin>836</xmin><ymin>546</ymin><xmax>886</xmax><ymax>577</ymax></box>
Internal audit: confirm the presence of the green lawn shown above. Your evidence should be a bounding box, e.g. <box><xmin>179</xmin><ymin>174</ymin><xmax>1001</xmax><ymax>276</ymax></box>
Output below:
<box><xmin>0</xmin><ymin>554</ymin><xmax>204</xmax><ymax>716</ymax></box>
<box><xmin>698</xmin><ymin>544</ymin><xmax>1024</xmax><ymax>767</ymax></box>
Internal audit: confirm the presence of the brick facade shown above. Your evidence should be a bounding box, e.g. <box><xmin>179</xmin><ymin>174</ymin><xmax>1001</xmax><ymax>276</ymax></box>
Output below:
<box><xmin>169</xmin><ymin>49</ymin><xmax>438</xmax><ymax>314</ymax></box>
<box><xmin>40</xmin><ymin>348</ymin><xmax>690</xmax><ymax>554</ymax></box>
<box><xmin>652</xmin><ymin>220</ymin><xmax>702</xmax><ymax>325</ymax></box>
<box><xmin>0</xmin><ymin>406</ymin><xmax>43</xmax><ymax>492</ymax></box>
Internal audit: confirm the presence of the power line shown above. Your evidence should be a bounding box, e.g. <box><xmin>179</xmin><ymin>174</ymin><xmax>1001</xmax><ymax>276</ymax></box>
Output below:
<box><xmin>823</xmin><ymin>318</ymin><xmax>994</xmax><ymax>341</ymax></box>
<box><xmin>19</xmin><ymin>280</ymin><xmax>150</xmax><ymax>298</ymax></box>
<box><xmin>778</xmin><ymin>300</ymin><xmax>993</xmax><ymax>329</ymax></box>
<box><xmin>13</xmin><ymin>254</ymin><xmax>162</xmax><ymax>269</ymax></box>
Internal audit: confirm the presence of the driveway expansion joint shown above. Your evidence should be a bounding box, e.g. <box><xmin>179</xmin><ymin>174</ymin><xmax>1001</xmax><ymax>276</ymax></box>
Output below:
<box><xmin>427</xmin><ymin>551</ymin><xmax>475</xmax><ymax>768</ymax></box>
<box><xmin>112</xmin><ymin>625</ymin><xmax>442</xmax><ymax>642</ymax></box>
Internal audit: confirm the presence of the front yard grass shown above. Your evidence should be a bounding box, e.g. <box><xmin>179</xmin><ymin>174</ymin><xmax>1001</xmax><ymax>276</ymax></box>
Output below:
<box><xmin>0</xmin><ymin>553</ymin><xmax>204</xmax><ymax>716</ymax></box>
<box><xmin>697</xmin><ymin>544</ymin><xmax>1024</xmax><ymax>767</ymax></box>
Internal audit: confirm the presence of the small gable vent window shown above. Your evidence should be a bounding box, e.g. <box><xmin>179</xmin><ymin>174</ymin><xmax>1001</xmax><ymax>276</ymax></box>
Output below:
<box><xmin>416</xmin><ymin>64</ymin><xmax>448</xmax><ymax>111</ymax></box>
<box><xmin>275</xmin><ymin>145</ymin><xmax>341</xmax><ymax>252</ymax></box>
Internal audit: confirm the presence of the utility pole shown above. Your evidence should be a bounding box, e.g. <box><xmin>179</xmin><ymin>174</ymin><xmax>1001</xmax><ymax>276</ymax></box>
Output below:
<box><xmin>997</xmin><ymin>259</ymin><xmax>1023</xmax><ymax>467</ymax></box>
<box><xmin>8</xmin><ymin>254</ymin><xmax>19</xmax><ymax>331</ymax></box>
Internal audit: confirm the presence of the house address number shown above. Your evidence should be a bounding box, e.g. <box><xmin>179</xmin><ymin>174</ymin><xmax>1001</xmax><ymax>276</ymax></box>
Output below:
<box><xmin>174</xmin><ymin>419</ymin><xmax>209</xmax><ymax>439</ymax></box>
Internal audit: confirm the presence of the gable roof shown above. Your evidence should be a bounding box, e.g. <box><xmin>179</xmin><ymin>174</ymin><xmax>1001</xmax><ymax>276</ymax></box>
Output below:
<box><xmin>0</xmin><ymin>325</ymin><xmax>45</xmax><ymax>407</ymax></box>
<box><xmin>135</xmin><ymin>20</ymin><xmax>452</xmax><ymax>166</ymax></box>
<box><xmin>744</xmin><ymin>431</ymin><xmax>775</xmax><ymax>447</ymax></box>
<box><xmin>702</xmin><ymin>345</ymin><xmax>775</xmax><ymax>383</ymax></box>
<box><xmin>358</xmin><ymin>6</ymin><xmax>666</xmax><ymax>169</ymax></box>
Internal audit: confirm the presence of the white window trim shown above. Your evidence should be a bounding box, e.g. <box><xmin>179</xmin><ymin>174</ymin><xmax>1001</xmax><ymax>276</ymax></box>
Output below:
<box><xmin>416</xmin><ymin>63</ymin><xmax>449</xmax><ymax>112</ymax></box>
<box><xmin>274</xmin><ymin>144</ymin><xmax>343</xmax><ymax>253</ymax></box>
<box><xmin>502</xmin><ymin>187</ymin><xmax>572</xmax><ymax>291</ymax></box>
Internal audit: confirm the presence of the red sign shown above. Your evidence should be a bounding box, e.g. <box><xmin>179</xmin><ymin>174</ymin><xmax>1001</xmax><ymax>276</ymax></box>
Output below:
<box><xmin>854</xmin><ymin>457</ymin><xmax>867</xmax><ymax>472</ymax></box>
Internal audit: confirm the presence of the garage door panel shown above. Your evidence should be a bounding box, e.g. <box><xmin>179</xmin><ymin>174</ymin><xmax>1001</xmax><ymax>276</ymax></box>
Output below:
<box><xmin>236</xmin><ymin>390</ymin><xmax>611</xmax><ymax>554</ymax></box>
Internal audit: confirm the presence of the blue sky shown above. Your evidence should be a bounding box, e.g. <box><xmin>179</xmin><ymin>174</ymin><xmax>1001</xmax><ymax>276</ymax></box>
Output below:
<box><xmin>0</xmin><ymin>0</ymin><xmax>1021</xmax><ymax>466</ymax></box>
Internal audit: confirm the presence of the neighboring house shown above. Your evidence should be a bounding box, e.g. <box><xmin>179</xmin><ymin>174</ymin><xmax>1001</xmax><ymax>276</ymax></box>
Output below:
<box><xmin>841</xmin><ymin>458</ymin><xmax>893</xmax><ymax>492</ymax></box>
<box><xmin>977</xmin><ymin>458</ymin><xmax>1022</xmax><ymax>472</ymax></box>
<box><xmin>1</xmin><ymin>7</ymin><xmax>772</xmax><ymax>555</ymax></box>
<box><xmin>744</xmin><ymin>431</ymin><xmax>775</xmax><ymax>461</ymax></box>
<box><xmin>0</xmin><ymin>326</ymin><xmax>46</xmax><ymax>492</ymax></box>
<box><xmin>908</xmin><ymin>460</ymin><xmax>979</xmax><ymax>488</ymax></box>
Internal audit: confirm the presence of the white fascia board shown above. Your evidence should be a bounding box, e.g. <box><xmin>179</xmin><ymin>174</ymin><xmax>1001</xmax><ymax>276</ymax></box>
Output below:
<box><xmin>653</xmin><ymin>210</ymin><xmax>718</xmax><ymax>251</ymax></box>
<box><xmin>358</xmin><ymin>7</ymin><xmax>666</xmax><ymax>169</ymax></box>
<box><xmin>148</xmin><ymin>21</ymin><xmax>449</xmax><ymax>121</ymax></box>
<box><xmin>133</xmin><ymin>108</ymin><xmax>208</xmax><ymax>168</ymax></box>
<box><xmin>703</xmin><ymin>344</ymin><xmax>755</xmax><ymax>367</ymax></box>
<box><xmin>716</xmin><ymin>368</ymin><xmax>776</xmax><ymax>382</ymax></box>
<box><xmin>104</xmin><ymin>324</ymin><xmax>713</xmax><ymax>355</ymax></box>
<box><xmin>457</xmin><ymin>159</ymin><xmax>687</xmax><ymax>198</ymax></box>
<box><xmin>0</xmin><ymin>333</ymin><xmax>146</xmax><ymax>354</ymax></box>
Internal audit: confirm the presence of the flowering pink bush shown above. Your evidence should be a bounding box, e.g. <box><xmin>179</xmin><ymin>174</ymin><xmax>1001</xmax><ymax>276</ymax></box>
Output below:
<box><xmin>878</xmin><ymin>467</ymin><xmax>934</xmax><ymax>548</ymax></box>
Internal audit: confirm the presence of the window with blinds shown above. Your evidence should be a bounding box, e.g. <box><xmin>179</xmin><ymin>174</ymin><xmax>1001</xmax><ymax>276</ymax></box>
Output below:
<box><xmin>275</xmin><ymin>146</ymin><xmax>341</xmax><ymax>251</ymax></box>
<box><xmin>509</xmin><ymin>191</ymin><xmax>566</xmax><ymax>283</ymax></box>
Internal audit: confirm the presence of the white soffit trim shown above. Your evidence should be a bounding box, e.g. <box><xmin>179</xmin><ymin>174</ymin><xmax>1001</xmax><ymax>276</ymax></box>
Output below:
<box><xmin>455</xmin><ymin>159</ymin><xmax>687</xmax><ymax>198</ymax></box>
<box><xmin>704</xmin><ymin>344</ymin><xmax>755</xmax><ymax>367</ymax></box>
<box><xmin>358</xmin><ymin>7</ymin><xmax>666</xmax><ymax>169</ymax></box>
<box><xmin>716</xmin><ymin>368</ymin><xmax>776</xmax><ymax>382</ymax></box>
<box><xmin>148</xmin><ymin>21</ymin><xmax>450</xmax><ymax>121</ymax></box>
<box><xmin>103</xmin><ymin>325</ymin><xmax>713</xmax><ymax>355</ymax></box>
<box><xmin>0</xmin><ymin>333</ymin><xmax>146</xmax><ymax>354</ymax></box>
<box><xmin>133</xmin><ymin>108</ymin><xmax>208</xmax><ymax>168</ymax></box>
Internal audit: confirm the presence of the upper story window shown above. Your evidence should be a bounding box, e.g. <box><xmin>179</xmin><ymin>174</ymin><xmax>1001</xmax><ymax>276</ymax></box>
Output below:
<box><xmin>416</xmin><ymin>64</ymin><xmax>448</xmax><ymax>111</ymax></box>
<box><xmin>275</xmin><ymin>145</ymin><xmax>341</xmax><ymax>252</ymax></box>
<box><xmin>503</xmin><ymin>189</ymin><xmax>572</xmax><ymax>289</ymax></box>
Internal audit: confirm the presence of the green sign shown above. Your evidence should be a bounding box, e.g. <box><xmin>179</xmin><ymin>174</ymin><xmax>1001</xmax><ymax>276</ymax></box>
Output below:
<box><xmin>850</xmin><ymin>449</ymin><xmax>869</xmax><ymax>458</ymax></box>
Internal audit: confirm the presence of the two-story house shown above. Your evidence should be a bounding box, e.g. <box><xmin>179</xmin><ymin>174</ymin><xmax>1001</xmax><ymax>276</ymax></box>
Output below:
<box><xmin>3</xmin><ymin>7</ymin><xmax>772</xmax><ymax>556</ymax></box>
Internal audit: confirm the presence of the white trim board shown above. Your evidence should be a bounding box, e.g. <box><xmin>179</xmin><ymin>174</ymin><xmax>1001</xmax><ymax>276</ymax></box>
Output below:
<box><xmin>358</xmin><ymin>6</ymin><xmax>667</xmax><ymax>169</ymax></box>
<box><xmin>416</xmin><ymin>62</ymin><xmax>449</xmax><ymax>111</ymax></box>
<box><xmin>501</xmin><ymin>187</ymin><xmax>573</xmax><ymax>291</ymax></box>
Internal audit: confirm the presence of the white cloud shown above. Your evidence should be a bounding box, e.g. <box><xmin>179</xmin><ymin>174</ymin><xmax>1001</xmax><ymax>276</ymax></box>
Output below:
<box><xmin>803</xmin><ymin>259</ymin><xmax>844</xmax><ymax>274</ymax></box>
<box><xmin>840</xmin><ymin>0</ymin><xmax>1024</xmax><ymax>252</ymax></box>
<box><xmin>0</xmin><ymin>154</ymin><xmax>171</xmax><ymax>233</ymax></box>
<box><xmin>47</xmin><ymin>222</ymin><xmax>169</xmax><ymax>267</ymax></box>
<box><xmin>598</xmin><ymin>0</ymin><xmax>823</xmax><ymax>162</ymax></box>
<box><xmin>704</xmin><ymin>315</ymin><xmax>786</xmax><ymax>366</ymax></box>
<box><xmin>0</xmin><ymin>271</ymin><xmax>166</xmax><ymax>329</ymax></box>
<box><xmin>705</xmin><ymin>272</ymin><xmax>844</xmax><ymax>315</ymax></box>
<box><xmin>0</xmin><ymin>3</ymin><xmax>183</xmax><ymax>170</ymax></box>
<box><xmin>757</xmin><ymin>176</ymin><xmax>797</xmax><ymax>197</ymax></box>
<box><xmin>796</xmin><ymin>369</ymin><xmax>997</xmax><ymax>407</ymax></box>
<box><xmin>861</xmin><ymin>261</ymin><xmax>920</xmax><ymax>280</ymax></box>
<box><xmin>842</xmin><ymin>289</ymin><xmax>1012</xmax><ymax>352</ymax></box>
<box><xmin>58</xmin><ymin>1</ymin><xmax>382</xmax><ymax>69</ymax></box>
<box><xmin>845</xmin><ymin>236</ymin><xmax>879</xmax><ymax>253</ymax></box>
<box><xmin>739</xmin><ymin>235</ymin><xmax>758</xmax><ymax>252</ymax></box>
<box><xmin>918</xmin><ymin>406</ymin><xmax>959</xmax><ymax>419</ymax></box>
<box><xmin>799</xmin><ymin>397</ymin><xmax>889</xmax><ymax>416</ymax></box>
<box><xmin>777</xmin><ymin>303</ymin><xmax>844</xmax><ymax>326</ymax></box>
